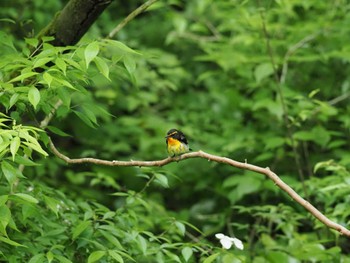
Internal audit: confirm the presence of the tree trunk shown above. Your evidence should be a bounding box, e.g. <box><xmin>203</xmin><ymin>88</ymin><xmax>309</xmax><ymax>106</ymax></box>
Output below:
<box><xmin>39</xmin><ymin>0</ymin><xmax>113</xmax><ymax>46</ymax></box>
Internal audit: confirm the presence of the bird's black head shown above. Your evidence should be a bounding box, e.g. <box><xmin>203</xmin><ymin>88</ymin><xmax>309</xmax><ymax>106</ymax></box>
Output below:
<box><xmin>166</xmin><ymin>129</ymin><xmax>179</xmax><ymax>138</ymax></box>
<box><xmin>165</xmin><ymin>129</ymin><xmax>188</xmax><ymax>144</ymax></box>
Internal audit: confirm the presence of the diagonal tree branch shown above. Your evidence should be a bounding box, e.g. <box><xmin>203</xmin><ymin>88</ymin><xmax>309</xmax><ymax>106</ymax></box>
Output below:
<box><xmin>40</xmin><ymin>100</ymin><xmax>63</xmax><ymax>129</ymax></box>
<box><xmin>108</xmin><ymin>0</ymin><xmax>159</xmax><ymax>39</ymax></box>
<box><xmin>280</xmin><ymin>31</ymin><xmax>321</xmax><ymax>85</ymax></box>
<box><xmin>48</xmin><ymin>138</ymin><xmax>350</xmax><ymax>237</ymax></box>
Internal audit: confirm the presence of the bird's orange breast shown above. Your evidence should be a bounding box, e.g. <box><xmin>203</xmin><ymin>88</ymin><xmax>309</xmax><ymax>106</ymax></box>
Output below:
<box><xmin>167</xmin><ymin>137</ymin><xmax>181</xmax><ymax>146</ymax></box>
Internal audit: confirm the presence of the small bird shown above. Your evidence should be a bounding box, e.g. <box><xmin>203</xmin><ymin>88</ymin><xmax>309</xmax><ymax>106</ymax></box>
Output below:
<box><xmin>165</xmin><ymin>129</ymin><xmax>191</xmax><ymax>157</ymax></box>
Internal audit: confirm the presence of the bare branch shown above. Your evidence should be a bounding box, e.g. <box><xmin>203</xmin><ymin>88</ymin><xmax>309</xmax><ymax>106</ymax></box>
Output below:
<box><xmin>280</xmin><ymin>31</ymin><xmax>321</xmax><ymax>84</ymax></box>
<box><xmin>108</xmin><ymin>0</ymin><xmax>159</xmax><ymax>39</ymax></box>
<box><xmin>172</xmin><ymin>32</ymin><xmax>221</xmax><ymax>42</ymax></box>
<box><xmin>40</xmin><ymin>100</ymin><xmax>63</xmax><ymax>129</ymax></box>
<box><xmin>48</xmin><ymin>138</ymin><xmax>350</xmax><ymax>237</ymax></box>
<box><xmin>328</xmin><ymin>92</ymin><xmax>350</xmax><ymax>106</ymax></box>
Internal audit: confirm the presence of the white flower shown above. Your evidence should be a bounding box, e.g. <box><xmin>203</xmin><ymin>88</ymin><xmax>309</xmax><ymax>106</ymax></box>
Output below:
<box><xmin>215</xmin><ymin>233</ymin><xmax>244</xmax><ymax>250</ymax></box>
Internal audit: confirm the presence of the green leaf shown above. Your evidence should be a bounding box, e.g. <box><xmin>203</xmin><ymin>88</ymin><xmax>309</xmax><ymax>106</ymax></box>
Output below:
<box><xmin>81</xmin><ymin>105</ymin><xmax>98</xmax><ymax>125</ymax></box>
<box><xmin>57</xmin><ymin>87</ymin><xmax>71</xmax><ymax>107</ymax></box>
<box><xmin>123</xmin><ymin>56</ymin><xmax>136</xmax><ymax>75</ymax></box>
<box><xmin>1</xmin><ymin>160</ymin><xmax>24</xmax><ymax>188</ymax></box>
<box><xmin>264</xmin><ymin>137</ymin><xmax>285</xmax><ymax>150</ymax></box>
<box><xmin>13</xmin><ymin>155</ymin><xmax>40</xmax><ymax>166</ymax></box>
<box><xmin>54</xmin><ymin>77</ymin><xmax>77</xmax><ymax>90</ymax></box>
<box><xmin>54</xmin><ymin>255</ymin><xmax>73</xmax><ymax>263</ymax></box>
<box><xmin>63</xmin><ymin>57</ymin><xmax>82</xmax><ymax>70</ymax></box>
<box><xmin>43</xmin><ymin>72</ymin><xmax>53</xmax><ymax>87</ymax></box>
<box><xmin>0</xmin><ymin>235</ymin><xmax>26</xmax><ymax>247</ymax></box>
<box><xmin>181</xmin><ymin>247</ymin><xmax>193</xmax><ymax>262</ymax></box>
<box><xmin>0</xmin><ymin>195</ymin><xmax>8</xmax><ymax>206</ymax></box>
<box><xmin>28</xmin><ymin>254</ymin><xmax>45</xmax><ymax>263</ymax></box>
<box><xmin>72</xmin><ymin>221</ymin><xmax>91</xmax><ymax>240</ymax></box>
<box><xmin>266</xmin><ymin>251</ymin><xmax>290</xmax><ymax>263</ymax></box>
<box><xmin>108</xmin><ymin>250</ymin><xmax>124</xmax><ymax>263</ymax></box>
<box><xmin>137</xmin><ymin>235</ymin><xmax>147</xmax><ymax>255</ymax></box>
<box><xmin>261</xmin><ymin>233</ymin><xmax>276</xmax><ymax>247</ymax></box>
<box><xmin>163</xmin><ymin>250</ymin><xmax>181</xmax><ymax>262</ymax></box>
<box><xmin>55</xmin><ymin>57</ymin><xmax>67</xmax><ymax>74</ymax></box>
<box><xmin>47</xmin><ymin>126</ymin><xmax>71</xmax><ymax>137</ymax></box>
<box><xmin>308</xmin><ymin>89</ymin><xmax>320</xmax><ymax>98</ymax></box>
<box><xmin>94</xmin><ymin>56</ymin><xmax>110</xmax><ymax>80</ymax></box>
<box><xmin>28</xmin><ymin>86</ymin><xmax>41</xmax><ymax>109</ymax></box>
<box><xmin>155</xmin><ymin>173</ymin><xmax>169</xmax><ymax>188</ymax></box>
<box><xmin>0</xmin><ymin>18</ymin><xmax>16</xmax><ymax>24</ymax></box>
<box><xmin>175</xmin><ymin>221</ymin><xmax>186</xmax><ymax>236</ymax></box>
<box><xmin>9</xmin><ymin>72</ymin><xmax>38</xmax><ymax>83</ymax></box>
<box><xmin>8</xmin><ymin>215</ymin><xmax>19</xmax><ymax>232</ymax></box>
<box><xmin>99</xmin><ymin>230</ymin><xmax>123</xmax><ymax>249</ymax></box>
<box><xmin>293</xmin><ymin>130</ymin><xmax>314</xmax><ymax>141</ymax></box>
<box><xmin>10</xmin><ymin>137</ymin><xmax>20</xmax><ymax>161</ymax></box>
<box><xmin>46</xmin><ymin>250</ymin><xmax>54</xmax><ymax>263</ymax></box>
<box><xmin>25</xmin><ymin>38</ymin><xmax>39</xmax><ymax>48</ymax></box>
<box><xmin>105</xmin><ymin>40</ymin><xmax>140</xmax><ymax>54</ymax></box>
<box><xmin>0</xmin><ymin>31</ymin><xmax>16</xmax><ymax>51</ymax></box>
<box><xmin>33</xmin><ymin>57</ymin><xmax>53</xmax><ymax>68</ymax></box>
<box><xmin>181</xmin><ymin>221</ymin><xmax>203</xmax><ymax>235</ymax></box>
<box><xmin>87</xmin><ymin>251</ymin><xmax>106</xmax><ymax>263</ymax></box>
<box><xmin>110</xmin><ymin>192</ymin><xmax>129</xmax><ymax>197</ymax></box>
<box><xmin>22</xmin><ymin>141</ymin><xmax>48</xmax><ymax>156</ymax></box>
<box><xmin>254</xmin><ymin>63</ymin><xmax>274</xmax><ymax>83</ymax></box>
<box><xmin>13</xmin><ymin>193</ymin><xmax>39</xmax><ymax>204</ymax></box>
<box><xmin>0</xmin><ymin>205</ymin><xmax>11</xmax><ymax>236</ymax></box>
<box><xmin>203</xmin><ymin>253</ymin><xmax>220</xmax><ymax>263</ymax></box>
<box><xmin>73</xmin><ymin>110</ymin><xmax>97</xmax><ymax>128</ymax></box>
<box><xmin>41</xmin><ymin>36</ymin><xmax>55</xmax><ymax>42</ymax></box>
<box><xmin>0</xmin><ymin>141</ymin><xmax>10</xmax><ymax>156</ymax></box>
<box><xmin>85</xmin><ymin>42</ymin><xmax>100</xmax><ymax>68</ymax></box>
<box><xmin>115</xmin><ymin>251</ymin><xmax>136</xmax><ymax>262</ymax></box>
<box><xmin>314</xmin><ymin>161</ymin><xmax>328</xmax><ymax>173</ymax></box>
<box><xmin>22</xmin><ymin>203</ymin><xmax>39</xmax><ymax>221</ymax></box>
<box><xmin>293</xmin><ymin>126</ymin><xmax>330</xmax><ymax>147</ymax></box>
<box><xmin>44</xmin><ymin>196</ymin><xmax>60</xmax><ymax>216</ymax></box>
<box><xmin>9</xmin><ymin>93</ymin><xmax>19</xmax><ymax>109</ymax></box>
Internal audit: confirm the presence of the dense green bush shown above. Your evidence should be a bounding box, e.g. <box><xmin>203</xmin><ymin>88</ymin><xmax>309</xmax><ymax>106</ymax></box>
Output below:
<box><xmin>1</xmin><ymin>0</ymin><xmax>350</xmax><ymax>262</ymax></box>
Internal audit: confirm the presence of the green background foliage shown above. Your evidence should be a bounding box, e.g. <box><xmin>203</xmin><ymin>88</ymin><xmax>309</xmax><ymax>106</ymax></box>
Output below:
<box><xmin>1</xmin><ymin>0</ymin><xmax>350</xmax><ymax>262</ymax></box>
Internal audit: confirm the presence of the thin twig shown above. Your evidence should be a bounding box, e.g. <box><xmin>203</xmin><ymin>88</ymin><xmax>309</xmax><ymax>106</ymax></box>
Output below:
<box><xmin>48</xmin><ymin>138</ymin><xmax>350</xmax><ymax>237</ymax></box>
<box><xmin>18</xmin><ymin>99</ymin><xmax>63</xmax><ymax>175</ymax></box>
<box><xmin>258</xmin><ymin>4</ymin><xmax>308</xmax><ymax>198</ymax></box>
<box><xmin>40</xmin><ymin>99</ymin><xmax>63</xmax><ymax>129</ymax></box>
<box><xmin>139</xmin><ymin>173</ymin><xmax>156</xmax><ymax>194</ymax></box>
<box><xmin>309</xmin><ymin>92</ymin><xmax>350</xmax><ymax>118</ymax></box>
<box><xmin>280</xmin><ymin>31</ymin><xmax>321</xmax><ymax>84</ymax></box>
<box><xmin>328</xmin><ymin>92</ymin><xmax>350</xmax><ymax>106</ymax></box>
<box><xmin>204</xmin><ymin>20</ymin><xmax>222</xmax><ymax>40</ymax></box>
<box><xmin>108</xmin><ymin>0</ymin><xmax>159</xmax><ymax>39</ymax></box>
<box><xmin>174</xmin><ymin>32</ymin><xmax>221</xmax><ymax>42</ymax></box>
<box><xmin>14</xmin><ymin>100</ymin><xmax>64</xmax><ymax>197</ymax></box>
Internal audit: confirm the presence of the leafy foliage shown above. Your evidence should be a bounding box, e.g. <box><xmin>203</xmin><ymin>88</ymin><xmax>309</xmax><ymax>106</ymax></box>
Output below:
<box><xmin>1</xmin><ymin>0</ymin><xmax>350</xmax><ymax>262</ymax></box>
